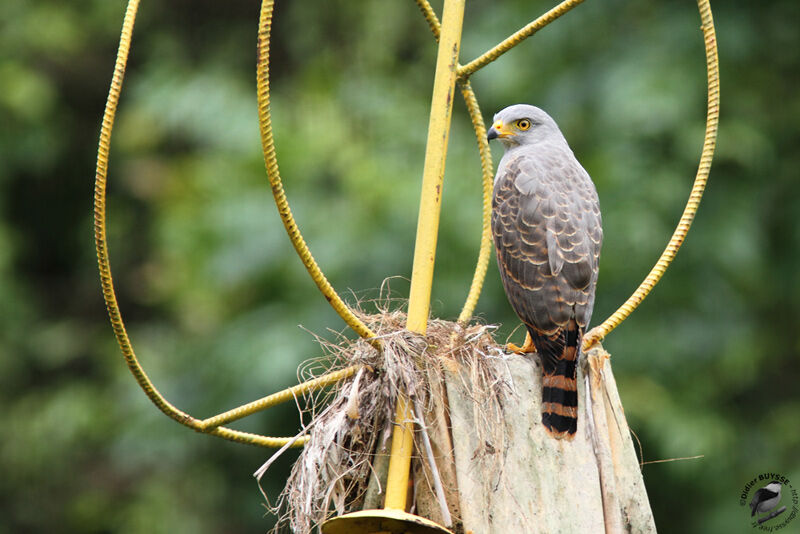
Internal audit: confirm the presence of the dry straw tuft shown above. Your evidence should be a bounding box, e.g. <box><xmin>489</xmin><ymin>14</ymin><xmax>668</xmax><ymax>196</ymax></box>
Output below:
<box><xmin>257</xmin><ymin>301</ymin><xmax>509</xmax><ymax>534</ymax></box>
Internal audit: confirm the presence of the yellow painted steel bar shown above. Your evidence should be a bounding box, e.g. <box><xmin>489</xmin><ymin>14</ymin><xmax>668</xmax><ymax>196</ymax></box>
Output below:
<box><xmin>256</xmin><ymin>0</ymin><xmax>381</xmax><ymax>349</ymax></box>
<box><xmin>384</xmin><ymin>0</ymin><xmax>466</xmax><ymax>512</ymax></box>
<box><xmin>405</xmin><ymin>0</ymin><xmax>467</xmax><ymax>335</ymax></box>
<box><xmin>583</xmin><ymin>0</ymin><xmax>719</xmax><ymax>349</ymax></box>
<box><xmin>457</xmin><ymin>80</ymin><xmax>494</xmax><ymax>325</ymax></box>
<box><xmin>93</xmin><ymin>0</ymin><xmax>200</xmax><ymax>434</ymax></box>
<box><xmin>458</xmin><ymin>0</ymin><xmax>586</xmax><ymax>80</ymax></box>
<box><xmin>209</xmin><ymin>427</ymin><xmax>309</xmax><ymax>448</ymax></box>
<box><xmin>383</xmin><ymin>396</ymin><xmax>416</xmax><ymax>510</ymax></box>
<box><xmin>200</xmin><ymin>365</ymin><xmax>359</xmax><ymax>430</ymax></box>
<box><xmin>92</xmin><ymin>0</ymin><xmax>329</xmax><ymax>449</ymax></box>
<box><xmin>413</xmin><ymin>0</ymin><xmax>496</xmax><ymax>325</ymax></box>
<box><xmin>414</xmin><ymin>0</ymin><xmax>441</xmax><ymax>39</ymax></box>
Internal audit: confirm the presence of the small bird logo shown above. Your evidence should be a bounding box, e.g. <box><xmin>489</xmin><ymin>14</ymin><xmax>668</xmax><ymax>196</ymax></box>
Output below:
<box><xmin>750</xmin><ymin>481</ymin><xmax>782</xmax><ymax>518</ymax></box>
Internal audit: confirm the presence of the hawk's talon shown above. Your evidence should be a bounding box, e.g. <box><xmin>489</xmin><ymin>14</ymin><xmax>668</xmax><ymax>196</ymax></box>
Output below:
<box><xmin>582</xmin><ymin>327</ymin><xmax>604</xmax><ymax>351</ymax></box>
<box><xmin>506</xmin><ymin>331</ymin><xmax>536</xmax><ymax>354</ymax></box>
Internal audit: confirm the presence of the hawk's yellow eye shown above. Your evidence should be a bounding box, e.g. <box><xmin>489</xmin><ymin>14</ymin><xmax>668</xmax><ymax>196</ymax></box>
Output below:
<box><xmin>516</xmin><ymin>119</ymin><xmax>532</xmax><ymax>131</ymax></box>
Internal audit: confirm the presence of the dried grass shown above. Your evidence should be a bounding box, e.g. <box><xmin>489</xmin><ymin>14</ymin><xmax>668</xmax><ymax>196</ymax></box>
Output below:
<box><xmin>257</xmin><ymin>300</ymin><xmax>509</xmax><ymax>534</ymax></box>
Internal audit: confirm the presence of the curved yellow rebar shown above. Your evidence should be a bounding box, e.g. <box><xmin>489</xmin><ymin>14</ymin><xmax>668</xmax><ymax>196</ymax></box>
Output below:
<box><xmin>414</xmin><ymin>0</ymin><xmax>441</xmax><ymax>38</ymax></box>
<box><xmin>583</xmin><ymin>0</ymin><xmax>719</xmax><ymax>349</ymax></box>
<box><xmin>458</xmin><ymin>0</ymin><xmax>587</xmax><ymax>80</ymax></box>
<box><xmin>93</xmin><ymin>0</ymin><xmax>364</xmax><ymax>448</ymax></box>
<box><xmin>255</xmin><ymin>0</ymin><xmax>380</xmax><ymax>349</ymax></box>
<box><xmin>94</xmin><ymin>0</ymin><xmax>197</xmax><ymax>430</ymax></box>
<box><xmin>413</xmin><ymin>0</ymin><xmax>493</xmax><ymax>325</ymax></box>
<box><xmin>457</xmin><ymin>81</ymin><xmax>495</xmax><ymax>325</ymax></box>
<box><xmin>199</xmin><ymin>365</ymin><xmax>359</xmax><ymax>430</ymax></box>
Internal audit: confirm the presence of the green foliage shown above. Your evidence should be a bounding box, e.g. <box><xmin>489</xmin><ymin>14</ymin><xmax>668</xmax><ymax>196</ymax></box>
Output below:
<box><xmin>1</xmin><ymin>0</ymin><xmax>798</xmax><ymax>532</ymax></box>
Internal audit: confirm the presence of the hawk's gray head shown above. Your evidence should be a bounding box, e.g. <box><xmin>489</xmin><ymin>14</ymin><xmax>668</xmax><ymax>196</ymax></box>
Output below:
<box><xmin>487</xmin><ymin>104</ymin><xmax>566</xmax><ymax>149</ymax></box>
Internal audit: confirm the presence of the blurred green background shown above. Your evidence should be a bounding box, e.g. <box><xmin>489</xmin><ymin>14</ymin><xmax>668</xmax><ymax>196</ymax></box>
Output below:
<box><xmin>1</xmin><ymin>0</ymin><xmax>798</xmax><ymax>532</ymax></box>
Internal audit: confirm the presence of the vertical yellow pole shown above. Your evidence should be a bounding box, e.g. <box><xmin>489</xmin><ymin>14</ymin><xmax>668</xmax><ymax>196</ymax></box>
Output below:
<box><xmin>383</xmin><ymin>0</ymin><xmax>466</xmax><ymax>512</ymax></box>
<box><xmin>405</xmin><ymin>0</ymin><xmax>466</xmax><ymax>335</ymax></box>
<box><xmin>383</xmin><ymin>397</ymin><xmax>415</xmax><ymax>510</ymax></box>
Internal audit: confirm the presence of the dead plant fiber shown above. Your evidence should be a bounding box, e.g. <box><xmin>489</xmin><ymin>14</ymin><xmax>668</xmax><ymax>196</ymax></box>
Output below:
<box><xmin>257</xmin><ymin>308</ymin><xmax>510</xmax><ymax>534</ymax></box>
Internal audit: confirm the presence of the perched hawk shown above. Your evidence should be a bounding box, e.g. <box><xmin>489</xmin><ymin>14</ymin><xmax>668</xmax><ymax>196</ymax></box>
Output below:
<box><xmin>488</xmin><ymin>104</ymin><xmax>602</xmax><ymax>439</ymax></box>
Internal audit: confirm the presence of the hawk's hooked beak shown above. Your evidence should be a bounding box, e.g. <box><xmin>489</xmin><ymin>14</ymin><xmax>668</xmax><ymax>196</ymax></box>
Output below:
<box><xmin>487</xmin><ymin>120</ymin><xmax>513</xmax><ymax>141</ymax></box>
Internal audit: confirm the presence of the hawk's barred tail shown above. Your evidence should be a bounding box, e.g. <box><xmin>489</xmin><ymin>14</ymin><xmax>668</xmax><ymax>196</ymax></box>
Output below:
<box><xmin>533</xmin><ymin>319</ymin><xmax>580</xmax><ymax>440</ymax></box>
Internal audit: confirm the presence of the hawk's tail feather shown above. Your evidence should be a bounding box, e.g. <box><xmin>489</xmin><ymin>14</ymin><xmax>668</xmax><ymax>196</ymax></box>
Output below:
<box><xmin>531</xmin><ymin>319</ymin><xmax>581</xmax><ymax>440</ymax></box>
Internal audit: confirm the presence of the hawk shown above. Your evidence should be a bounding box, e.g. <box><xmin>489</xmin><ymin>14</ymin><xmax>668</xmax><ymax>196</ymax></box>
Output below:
<box><xmin>488</xmin><ymin>104</ymin><xmax>602</xmax><ymax>439</ymax></box>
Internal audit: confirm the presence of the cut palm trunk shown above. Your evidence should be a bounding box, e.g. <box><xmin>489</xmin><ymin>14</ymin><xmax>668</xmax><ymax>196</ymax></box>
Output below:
<box><xmin>413</xmin><ymin>344</ymin><xmax>656</xmax><ymax>533</ymax></box>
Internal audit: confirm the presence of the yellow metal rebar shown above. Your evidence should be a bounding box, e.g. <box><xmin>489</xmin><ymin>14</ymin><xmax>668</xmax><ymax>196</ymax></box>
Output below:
<box><xmin>405</xmin><ymin>0</ymin><xmax>466</xmax><ymax>336</ymax></box>
<box><xmin>383</xmin><ymin>397</ymin><xmax>417</xmax><ymax>510</ymax></box>
<box><xmin>93</xmin><ymin>0</ymin><xmax>342</xmax><ymax>449</ymax></box>
<box><xmin>384</xmin><ymin>0</ymin><xmax>466</xmax><ymax>512</ymax></box>
<box><xmin>458</xmin><ymin>0</ymin><xmax>586</xmax><ymax>80</ymax></box>
<box><xmin>255</xmin><ymin>0</ymin><xmax>381</xmax><ymax>349</ymax></box>
<box><xmin>583</xmin><ymin>0</ymin><xmax>719</xmax><ymax>349</ymax></box>
<box><xmin>457</xmin><ymin>80</ymin><xmax>494</xmax><ymax>325</ymax></box>
<box><xmin>200</xmin><ymin>365</ymin><xmax>359</xmax><ymax>430</ymax></box>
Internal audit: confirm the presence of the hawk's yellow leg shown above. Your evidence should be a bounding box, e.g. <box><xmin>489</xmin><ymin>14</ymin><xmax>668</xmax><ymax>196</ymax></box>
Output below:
<box><xmin>507</xmin><ymin>330</ymin><xmax>536</xmax><ymax>353</ymax></box>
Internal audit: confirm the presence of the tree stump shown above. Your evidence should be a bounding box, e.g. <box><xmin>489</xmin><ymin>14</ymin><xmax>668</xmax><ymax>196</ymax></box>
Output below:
<box><xmin>413</xmin><ymin>345</ymin><xmax>656</xmax><ymax>533</ymax></box>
